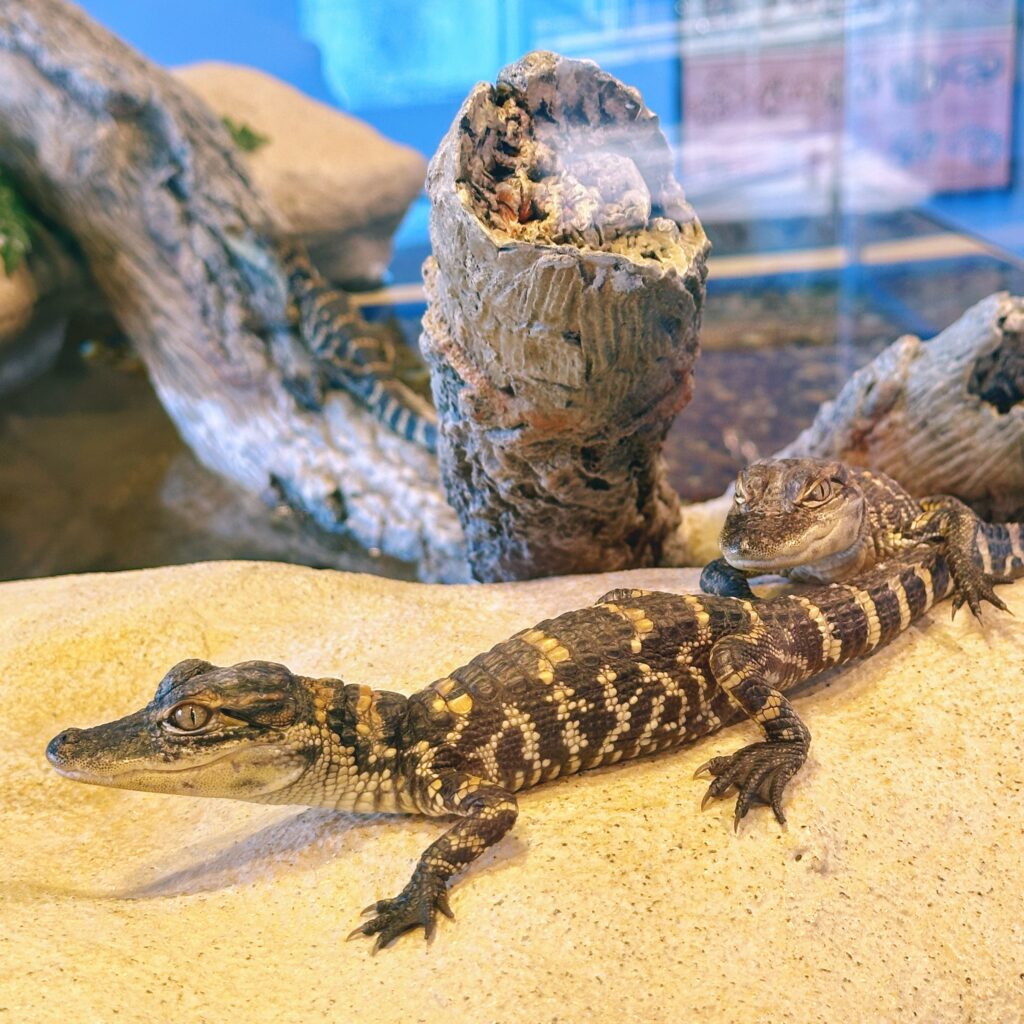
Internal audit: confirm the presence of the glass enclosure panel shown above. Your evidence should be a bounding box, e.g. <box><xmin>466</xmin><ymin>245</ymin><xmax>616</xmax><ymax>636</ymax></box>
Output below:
<box><xmin>2</xmin><ymin>1</ymin><xmax>1022</xmax><ymax>578</ymax></box>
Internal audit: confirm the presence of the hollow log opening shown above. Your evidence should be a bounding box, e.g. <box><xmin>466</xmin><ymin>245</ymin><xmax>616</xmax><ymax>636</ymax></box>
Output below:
<box><xmin>968</xmin><ymin>305</ymin><xmax>1024</xmax><ymax>415</ymax></box>
<box><xmin>461</xmin><ymin>76</ymin><xmax>690</xmax><ymax>259</ymax></box>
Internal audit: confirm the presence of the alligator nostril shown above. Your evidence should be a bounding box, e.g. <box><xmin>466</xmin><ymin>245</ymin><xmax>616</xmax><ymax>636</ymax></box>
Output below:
<box><xmin>46</xmin><ymin>728</ymin><xmax>80</xmax><ymax>766</ymax></box>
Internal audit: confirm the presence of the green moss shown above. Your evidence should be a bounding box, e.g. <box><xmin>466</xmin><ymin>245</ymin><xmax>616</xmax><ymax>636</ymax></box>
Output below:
<box><xmin>222</xmin><ymin>116</ymin><xmax>270</xmax><ymax>153</ymax></box>
<box><xmin>0</xmin><ymin>170</ymin><xmax>33</xmax><ymax>276</ymax></box>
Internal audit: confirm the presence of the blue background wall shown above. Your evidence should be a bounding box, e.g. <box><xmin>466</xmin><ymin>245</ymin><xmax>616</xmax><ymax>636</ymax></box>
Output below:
<box><xmin>79</xmin><ymin>0</ymin><xmax>682</xmax><ymax>161</ymax></box>
<box><xmin>78</xmin><ymin>0</ymin><xmax>1024</xmax><ymax>260</ymax></box>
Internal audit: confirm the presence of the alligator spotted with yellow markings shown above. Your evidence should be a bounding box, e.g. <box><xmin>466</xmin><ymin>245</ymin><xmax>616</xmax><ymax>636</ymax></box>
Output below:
<box><xmin>46</xmin><ymin>459</ymin><xmax>1022</xmax><ymax>951</ymax></box>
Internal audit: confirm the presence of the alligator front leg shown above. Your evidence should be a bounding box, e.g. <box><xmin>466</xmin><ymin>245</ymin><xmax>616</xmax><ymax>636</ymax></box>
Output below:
<box><xmin>349</xmin><ymin>773</ymin><xmax>518</xmax><ymax>952</ymax></box>
<box><xmin>699</xmin><ymin>557</ymin><xmax>758</xmax><ymax>600</ymax></box>
<box><xmin>910</xmin><ymin>497</ymin><xmax>1012</xmax><ymax>617</ymax></box>
<box><xmin>697</xmin><ymin>627</ymin><xmax>810</xmax><ymax>830</ymax></box>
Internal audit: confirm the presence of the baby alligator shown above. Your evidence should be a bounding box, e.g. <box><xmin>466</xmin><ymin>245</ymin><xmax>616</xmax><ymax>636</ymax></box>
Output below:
<box><xmin>700</xmin><ymin>457</ymin><xmax>1023</xmax><ymax>617</ymax></box>
<box><xmin>47</xmin><ymin>471</ymin><xmax>1020</xmax><ymax>951</ymax></box>
<box><xmin>283</xmin><ymin>244</ymin><xmax>438</xmax><ymax>451</ymax></box>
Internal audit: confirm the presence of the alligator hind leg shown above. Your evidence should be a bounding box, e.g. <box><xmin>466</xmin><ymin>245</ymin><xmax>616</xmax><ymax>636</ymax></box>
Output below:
<box><xmin>349</xmin><ymin>773</ymin><xmax>518</xmax><ymax>952</ymax></box>
<box><xmin>697</xmin><ymin>627</ymin><xmax>810</xmax><ymax>830</ymax></box>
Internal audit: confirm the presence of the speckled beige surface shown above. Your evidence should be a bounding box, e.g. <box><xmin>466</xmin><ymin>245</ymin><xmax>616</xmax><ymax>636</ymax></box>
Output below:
<box><xmin>1</xmin><ymin>561</ymin><xmax>1023</xmax><ymax>1023</ymax></box>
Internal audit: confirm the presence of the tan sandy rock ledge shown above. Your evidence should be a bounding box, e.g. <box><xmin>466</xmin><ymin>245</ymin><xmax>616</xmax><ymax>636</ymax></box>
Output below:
<box><xmin>1</xmin><ymin>561</ymin><xmax>1022</xmax><ymax>1023</ymax></box>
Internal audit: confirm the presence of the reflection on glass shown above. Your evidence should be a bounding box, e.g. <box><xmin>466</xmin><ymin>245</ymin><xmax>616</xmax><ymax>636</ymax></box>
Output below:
<box><xmin>3</xmin><ymin>0</ymin><xmax>1022</xmax><ymax>578</ymax></box>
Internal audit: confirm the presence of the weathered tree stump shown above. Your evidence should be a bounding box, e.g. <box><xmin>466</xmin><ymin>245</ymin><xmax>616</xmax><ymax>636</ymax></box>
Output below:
<box><xmin>422</xmin><ymin>51</ymin><xmax>710</xmax><ymax>581</ymax></box>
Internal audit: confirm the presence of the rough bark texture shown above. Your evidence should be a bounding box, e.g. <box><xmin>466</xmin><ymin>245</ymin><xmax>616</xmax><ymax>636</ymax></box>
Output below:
<box><xmin>422</xmin><ymin>51</ymin><xmax>710</xmax><ymax>582</ymax></box>
<box><xmin>0</xmin><ymin>0</ymin><xmax>465</xmax><ymax>581</ymax></box>
<box><xmin>672</xmin><ymin>292</ymin><xmax>1024</xmax><ymax>565</ymax></box>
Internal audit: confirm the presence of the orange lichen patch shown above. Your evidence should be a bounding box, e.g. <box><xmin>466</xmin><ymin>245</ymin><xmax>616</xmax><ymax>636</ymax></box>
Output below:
<box><xmin>523</xmin><ymin>408</ymin><xmax>581</xmax><ymax>434</ymax></box>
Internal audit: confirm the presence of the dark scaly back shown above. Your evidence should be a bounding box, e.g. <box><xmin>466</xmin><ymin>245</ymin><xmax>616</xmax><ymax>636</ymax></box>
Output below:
<box><xmin>282</xmin><ymin>245</ymin><xmax>438</xmax><ymax>450</ymax></box>
<box><xmin>758</xmin><ymin>542</ymin><xmax>953</xmax><ymax>676</ymax></box>
<box><xmin>408</xmin><ymin>594</ymin><xmax>743</xmax><ymax>795</ymax></box>
<box><xmin>402</xmin><ymin>543</ymin><xmax>957</xmax><ymax>797</ymax></box>
<box><xmin>851</xmin><ymin>467</ymin><xmax>922</xmax><ymax>540</ymax></box>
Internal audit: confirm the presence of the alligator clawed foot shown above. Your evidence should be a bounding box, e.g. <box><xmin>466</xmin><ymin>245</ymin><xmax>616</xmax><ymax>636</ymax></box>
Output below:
<box><xmin>695</xmin><ymin>739</ymin><xmax>807</xmax><ymax>831</ymax></box>
<box><xmin>949</xmin><ymin>560</ymin><xmax>1014</xmax><ymax>620</ymax></box>
<box><xmin>347</xmin><ymin>873</ymin><xmax>454</xmax><ymax>953</ymax></box>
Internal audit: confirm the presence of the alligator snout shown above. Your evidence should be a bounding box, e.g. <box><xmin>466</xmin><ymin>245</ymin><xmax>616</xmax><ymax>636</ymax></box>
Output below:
<box><xmin>46</xmin><ymin>727</ymin><xmax>83</xmax><ymax>768</ymax></box>
<box><xmin>722</xmin><ymin>534</ymin><xmax>763</xmax><ymax>561</ymax></box>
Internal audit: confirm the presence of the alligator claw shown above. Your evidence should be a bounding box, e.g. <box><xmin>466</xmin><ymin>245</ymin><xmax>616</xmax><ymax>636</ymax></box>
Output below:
<box><xmin>950</xmin><ymin>573</ymin><xmax>1012</xmax><ymax>620</ymax></box>
<box><xmin>350</xmin><ymin>873</ymin><xmax>452</xmax><ymax>952</ymax></box>
<box><xmin>698</xmin><ymin>740</ymin><xmax>807</xmax><ymax>828</ymax></box>
<box><xmin>946</xmin><ymin>553</ymin><xmax>1014</xmax><ymax>620</ymax></box>
<box><xmin>435</xmin><ymin>891</ymin><xmax>455</xmax><ymax>919</ymax></box>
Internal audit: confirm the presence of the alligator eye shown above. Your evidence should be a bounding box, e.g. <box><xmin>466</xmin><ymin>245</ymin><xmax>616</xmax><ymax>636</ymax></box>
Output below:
<box><xmin>170</xmin><ymin>703</ymin><xmax>212</xmax><ymax>731</ymax></box>
<box><xmin>801</xmin><ymin>479</ymin><xmax>834</xmax><ymax>506</ymax></box>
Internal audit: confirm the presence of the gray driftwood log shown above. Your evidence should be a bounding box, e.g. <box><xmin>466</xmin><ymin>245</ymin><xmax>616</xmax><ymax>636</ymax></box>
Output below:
<box><xmin>779</xmin><ymin>292</ymin><xmax>1024</xmax><ymax>516</ymax></box>
<box><xmin>0</xmin><ymin>0</ymin><xmax>465</xmax><ymax>581</ymax></box>
<box><xmin>422</xmin><ymin>51</ymin><xmax>710</xmax><ymax>581</ymax></box>
<box><xmin>672</xmin><ymin>292</ymin><xmax>1024</xmax><ymax>566</ymax></box>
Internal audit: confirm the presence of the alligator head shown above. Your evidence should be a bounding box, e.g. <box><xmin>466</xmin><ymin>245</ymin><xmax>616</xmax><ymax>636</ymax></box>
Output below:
<box><xmin>720</xmin><ymin>458</ymin><xmax>869</xmax><ymax>578</ymax></box>
<box><xmin>46</xmin><ymin>659</ymin><xmax>323</xmax><ymax>802</ymax></box>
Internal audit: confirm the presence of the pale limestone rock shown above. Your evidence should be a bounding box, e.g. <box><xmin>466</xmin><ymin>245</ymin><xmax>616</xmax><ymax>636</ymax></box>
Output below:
<box><xmin>2</xmin><ymin>561</ymin><xmax>1022</xmax><ymax>1022</ymax></box>
<box><xmin>175</xmin><ymin>62</ymin><xmax>426</xmax><ymax>287</ymax></box>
